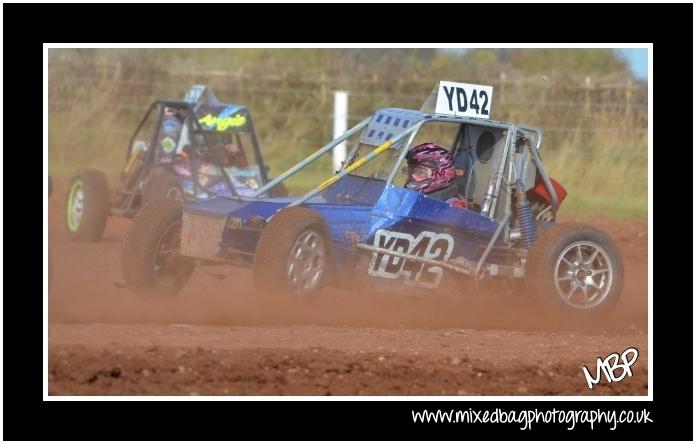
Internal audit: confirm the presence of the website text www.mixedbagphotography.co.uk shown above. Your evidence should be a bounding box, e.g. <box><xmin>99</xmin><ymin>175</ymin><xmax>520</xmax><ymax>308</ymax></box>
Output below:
<box><xmin>412</xmin><ymin>408</ymin><xmax>653</xmax><ymax>430</ymax></box>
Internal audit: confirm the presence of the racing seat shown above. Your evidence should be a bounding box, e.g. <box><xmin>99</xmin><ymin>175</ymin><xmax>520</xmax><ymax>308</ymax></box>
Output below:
<box><xmin>428</xmin><ymin>146</ymin><xmax>476</xmax><ymax>204</ymax></box>
<box><xmin>452</xmin><ymin>146</ymin><xmax>476</xmax><ymax>200</ymax></box>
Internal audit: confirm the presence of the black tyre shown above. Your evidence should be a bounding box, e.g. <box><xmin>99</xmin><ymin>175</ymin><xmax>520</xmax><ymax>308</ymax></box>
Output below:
<box><xmin>142</xmin><ymin>166</ymin><xmax>183</xmax><ymax>205</ymax></box>
<box><xmin>252</xmin><ymin>207</ymin><xmax>331</xmax><ymax>302</ymax></box>
<box><xmin>121</xmin><ymin>198</ymin><xmax>195</xmax><ymax>297</ymax></box>
<box><xmin>525</xmin><ymin>222</ymin><xmax>624</xmax><ymax>317</ymax></box>
<box><xmin>65</xmin><ymin>169</ymin><xmax>110</xmax><ymax>241</ymax></box>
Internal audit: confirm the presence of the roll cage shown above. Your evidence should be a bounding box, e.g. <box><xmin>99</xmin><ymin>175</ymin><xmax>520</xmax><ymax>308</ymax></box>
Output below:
<box><xmin>250</xmin><ymin>111</ymin><xmax>558</xmax><ymax>221</ymax></box>
<box><xmin>113</xmin><ymin>99</ymin><xmax>270</xmax><ymax>214</ymax></box>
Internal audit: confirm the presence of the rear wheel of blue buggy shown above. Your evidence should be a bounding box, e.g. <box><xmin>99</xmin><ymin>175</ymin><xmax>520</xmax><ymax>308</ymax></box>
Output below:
<box><xmin>253</xmin><ymin>207</ymin><xmax>331</xmax><ymax>304</ymax></box>
<box><xmin>525</xmin><ymin>222</ymin><xmax>624</xmax><ymax>318</ymax></box>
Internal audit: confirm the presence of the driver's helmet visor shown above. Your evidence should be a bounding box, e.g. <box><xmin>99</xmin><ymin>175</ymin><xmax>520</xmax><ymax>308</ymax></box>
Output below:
<box><xmin>407</xmin><ymin>164</ymin><xmax>434</xmax><ymax>182</ymax></box>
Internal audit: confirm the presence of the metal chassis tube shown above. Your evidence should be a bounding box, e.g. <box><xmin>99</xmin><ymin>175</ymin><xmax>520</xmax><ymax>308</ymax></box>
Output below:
<box><xmin>287</xmin><ymin>121</ymin><xmax>425</xmax><ymax>208</ymax></box>
<box><xmin>251</xmin><ymin>117</ymin><xmax>371</xmax><ymax>198</ymax></box>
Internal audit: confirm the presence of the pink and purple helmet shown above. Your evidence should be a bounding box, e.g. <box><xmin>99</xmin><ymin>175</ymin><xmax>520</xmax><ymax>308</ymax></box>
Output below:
<box><xmin>404</xmin><ymin>142</ymin><xmax>455</xmax><ymax>194</ymax></box>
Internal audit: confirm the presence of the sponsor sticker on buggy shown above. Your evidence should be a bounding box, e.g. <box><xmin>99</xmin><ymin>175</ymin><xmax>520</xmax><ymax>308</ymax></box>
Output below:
<box><xmin>368</xmin><ymin>229</ymin><xmax>454</xmax><ymax>289</ymax></box>
<box><xmin>198</xmin><ymin>106</ymin><xmax>247</xmax><ymax>131</ymax></box>
<box><xmin>160</xmin><ymin>136</ymin><xmax>176</xmax><ymax>153</ymax></box>
<box><xmin>435</xmin><ymin>81</ymin><xmax>493</xmax><ymax>119</ymax></box>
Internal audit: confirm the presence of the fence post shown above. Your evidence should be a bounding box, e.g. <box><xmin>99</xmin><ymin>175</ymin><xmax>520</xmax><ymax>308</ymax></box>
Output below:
<box><xmin>332</xmin><ymin>90</ymin><xmax>349</xmax><ymax>172</ymax></box>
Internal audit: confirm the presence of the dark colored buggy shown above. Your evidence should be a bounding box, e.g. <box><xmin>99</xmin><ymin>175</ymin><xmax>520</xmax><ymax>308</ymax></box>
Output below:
<box><xmin>64</xmin><ymin>85</ymin><xmax>286</xmax><ymax>241</ymax></box>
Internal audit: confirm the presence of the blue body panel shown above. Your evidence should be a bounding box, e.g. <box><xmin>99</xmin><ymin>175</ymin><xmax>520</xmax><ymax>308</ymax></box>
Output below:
<box><xmin>178</xmin><ymin>106</ymin><xmax>537</xmax><ymax>293</ymax></box>
<box><xmin>368</xmin><ymin>185</ymin><xmax>499</xmax><ymax>261</ymax></box>
<box><xmin>184</xmin><ymin>174</ymin><xmax>500</xmax><ymax>275</ymax></box>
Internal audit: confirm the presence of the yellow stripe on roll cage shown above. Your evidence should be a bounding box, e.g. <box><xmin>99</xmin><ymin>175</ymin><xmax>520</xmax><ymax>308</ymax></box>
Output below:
<box><xmin>315</xmin><ymin>139</ymin><xmax>395</xmax><ymax>192</ymax></box>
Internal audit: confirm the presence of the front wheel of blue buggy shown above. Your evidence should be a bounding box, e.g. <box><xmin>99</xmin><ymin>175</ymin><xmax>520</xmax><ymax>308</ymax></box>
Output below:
<box><xmin>252</xmin><ymin>207</ymin><xmax>331</xmax><ymax>305</ymax></box>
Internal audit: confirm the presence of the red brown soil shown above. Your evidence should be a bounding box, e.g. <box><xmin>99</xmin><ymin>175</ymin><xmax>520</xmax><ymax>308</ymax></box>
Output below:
<box><xmin>48</xmin><ymin>178</ymin><xmax>649</xmax><ymax>396</ymax></box>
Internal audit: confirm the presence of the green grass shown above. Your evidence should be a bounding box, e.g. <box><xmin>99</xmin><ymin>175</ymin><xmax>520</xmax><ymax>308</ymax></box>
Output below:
<box><xmin>540</xmin><ymin>141</ymin><xmax>647</xmax><ymax>220</ymax></box>
<box><xmin>560</xmin><ymin>194</ymin><xmax>647</xmax><ymax>219</ymax></box>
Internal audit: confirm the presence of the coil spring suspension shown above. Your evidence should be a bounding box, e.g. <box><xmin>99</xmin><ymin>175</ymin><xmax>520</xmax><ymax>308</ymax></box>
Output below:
<box><xmin>515</xmin><ymin>180</ymin><xmax>537</xmax><ymax>249</ymax></box>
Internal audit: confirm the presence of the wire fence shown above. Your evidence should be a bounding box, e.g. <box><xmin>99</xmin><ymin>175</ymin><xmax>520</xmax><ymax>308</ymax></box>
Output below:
<box><xmin>48</xmin><ymin>65</ymin><xmax>649</xmax><ymax>169</ymax></box>
<box><xmin>48</xmin><ymin>79</ymin><xmax>649</xmax><ymax>113</ymax></box>
<box><xmin>52</xmin><ymin>75</ymin><xmax>648</xmax><ymax>109</ymax></box>
<box><xmin>47</xmin><ymin>57</ymin><xmax>648</xmax><ymax>217</ymax></box>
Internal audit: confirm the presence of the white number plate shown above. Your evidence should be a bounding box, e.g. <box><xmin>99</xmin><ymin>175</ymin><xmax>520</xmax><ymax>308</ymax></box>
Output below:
<box><xmin>435</xmin><ymin>80</ymin><xmax>493</xmax><ymax>119</ymax></box>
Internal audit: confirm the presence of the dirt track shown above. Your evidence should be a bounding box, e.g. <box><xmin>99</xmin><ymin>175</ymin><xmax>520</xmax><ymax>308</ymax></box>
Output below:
<box><xmin>48</xmin><ymin>179</ymin><xmax>649</xmax><ymax>395</ymax></box>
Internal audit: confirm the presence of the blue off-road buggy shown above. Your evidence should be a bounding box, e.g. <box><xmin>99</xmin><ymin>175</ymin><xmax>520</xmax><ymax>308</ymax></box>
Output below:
<box><xmin>64</xmin><ymin>85</ymin><xmax>286</xmax><ymax>241</ymax></box>
<box><xmin>121</xmin><ymin>81</ymin><xmax>624</xmax><ymax>316</ymax></box>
